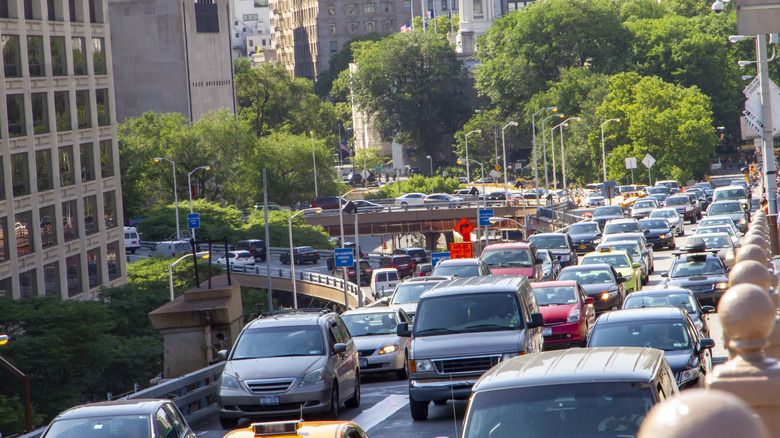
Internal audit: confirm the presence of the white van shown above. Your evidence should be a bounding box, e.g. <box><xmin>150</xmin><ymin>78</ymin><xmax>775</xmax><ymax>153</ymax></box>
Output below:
<box><xmin>124</xmin><ymin>227</ymin><xmax>141</xmax><ymax>254</ymax></box>
<box><xmin>152</xmin><ymin>240</ymin><xmax>191</xmax><ymax>258</ymax></box>
<box><xmin>371</xmin><ymin>268</ymin><xmax>400</xmax><ymax>299</ymax></box>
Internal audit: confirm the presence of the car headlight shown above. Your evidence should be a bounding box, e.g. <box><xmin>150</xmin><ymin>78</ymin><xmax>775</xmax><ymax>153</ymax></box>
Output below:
<box><xmin>661</xmin><ymin>233</ymin><xmax>671</xmax><ymax>239</ymax></box>
<box><xmin>301</xmin><ymin>367</ymin><xmax>325</xmax><ymax>385</ymax></box>
<box><xmin>220</xmin><ymin>374</ymin><xmax>241</xmax><ymax>390</ymax></box>
<box><xmin>716</xmin><ymin>282</ymin><xmax>728</xmax><ymax>290</ymax></box>
<box><xmin>543</xmin><ymin>268</ymin><xmax>551</xmax><ymax>276</ymax></box>
<box><xmin>567</xmin><ymin>308</ymin><xmax>581</xmax><ymax>323</ymax></box>
<box><xmin>413</xmin><ymin>359</ymin><xmax>435</xmax><ymax>372</ymax></box>
<box><xmin>379</xmin><ymin>345</ymin><xmax>398</xmax><ymax>355</ymax></box>
<box><xmin>593</xmin><ymin>239</ymin><xmax>601</xmax><ymax>244</ymax></box>
<box><xmin>601</xmin><ymin>291</ymin><xmax>618</xmax><ymax>300</ymax></box>
<box><xmin>739</xmin><ymin>218</ymin><xmax>747</xmax><ymax>225</ymax></box>
<box><xmin>677</xmin><ymin>368</ymin><xmax>700</xmax><ymax>384</ymax></box>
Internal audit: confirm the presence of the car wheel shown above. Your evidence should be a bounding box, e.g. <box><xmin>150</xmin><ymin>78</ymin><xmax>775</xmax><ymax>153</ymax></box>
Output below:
<box><xmin>345</xmin><ymin>372</ymin><xmax>361</xmax><ymax>408</ymax></box>
<box><xmin>327</xmin><ymin>384</ymin><xmax>340</xmax><ymax>419</ymax></box>
<box><xmin>219</xmin><ymin>416</ymin><xmax>239</xmax><ymax>430</ymax></box>
<box><xmin>396</xmin><ymin>353</ymin><xmax>410</xmax><ymax>380</ymax></box>
<box><xmin>409</xmin><ymin>397</ymin><xmax>429</xmax><ymax>421</ymax></box>
<box><xmin>401</xmin><ymin>202</ymin><xmax>407</xmax><ymax>206</ymax></box>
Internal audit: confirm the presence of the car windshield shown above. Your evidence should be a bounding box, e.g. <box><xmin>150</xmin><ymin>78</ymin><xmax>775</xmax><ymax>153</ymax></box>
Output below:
<box><xmin>406</xmin><ymin>249</ymin><xmax>426</xmax><ymax>258</ymax></box>
<box><xmin>700</xmin><ymin>218</ymin><xmax>732</xmax><ymax>228</ymax></box>
<box><xmin>624</xmin><ymin>293</ymin><xmax>698</xmax><ymax>315</ymax></box>
<box><xmin>539</xmin><ymin>251</ymin><xmax>553</xmax><ymax>264</ymax></box>
<box><xmin>650</xmin><ymin>210</ymin><xmax>676</xmax><ymax>219</ymax></box>
<box><xmin>696</xmin><ymin>226</ymin><xmax>733</xmax><ymax>236</ymax></box>
<box><xmin>665</xmin><ymin>197</ymin><xmax>688</xmax><ymax>206</ymax></box>
<box><xmin>604</xmin><ymin>222</ymin><xmax>641</xmax><ymax>234</ymax></box>
<box><xmin>482</xmin><ymin>248</ymin><xmax>533</xmax><ymax>267</ymax></box>
<box><xmin>714</xmin><ymin>188</ymin><xmax>747</xmax><ymax>200</ymax></box>
<box><xmin>463</xmin><ymin>382</ymin><xmax>654</xmax><ymax>438</ymax></box>
<box><xmin>586</xmin><ymin>192</ymin><xmax>602</xmax><ymax>198</ymax></box>
<box><xmin>692</xmin><ymin>235</ymin><xmax>731</xmax><ymax>249</ymax></box>
<box><xmin>43</xmin><ymin>415</ymin><xmax>151</xmax><ymax>438</ymax></box>
<box><xmin>231</xmin><ymin>326</ymin><xmax>324</xmax><ymax>359</ymax></box>
<box><xmin>342</xmin><ymin>312</ymin><xmax>398</xmax><ymax>336</ymax></box>
<box><xmin>634</xmin><ymin>200</ymin><xmax>656</xmax><ymax>209</ymax></box>
<box><xmin>671</xmin><ymin>258</ymin><xmax>724</xmax><ymax>277</ymax></box>
<box><xmin>647</xmin><ymin>187</ymin><xmax>669</xmax><ymax>194</ymax></box>
<box><xmin>590</xmin><ymin>321</ymin><xmax>691</xmax><ymax>351</ymax></box>
<box><xmin>709</xmin><ymin>203</ymin><xmax>742</xmax><ymax>215</ymax></box>
<box><xmin>583</xmin><ymin>254</ymin><xmax>631</xmax><ymax>268</ymax></box>
<box><xmin>558</xmin><ymin>269</ymin><xmax>614</xmax><ymax>284</ymax></box>
<box><xmin>431</xmin><ymin>264</ymin><xmax>481</xmax><ymax>277</ymax></box>
<box><xmin>533</xmin><ymin>286</ymin><xmax>578</xmax><ymax>306</ymax></box>
<box><xmin>603</xmin><ymin>244</ymin><xmax>640</xmax><ymax>260</ymax></box>
<box><xmin>529</xmin><ymin>236</ymin><xmax>569</xmax><ymax>250</ymax></box>
<box><xmin>639</xmin><ymin>219</ymin><xmax>670</xmax><ymax>229</ymax></box>
<box><xmin>594</xmin><ymin>206</ymin><xmax>623</xmax><ymax>216</ymax></box>
<box><xmin>569</xmin><ymin>223</ymin><xmax>599</xmax><ymax>234</ymax></box>
<box><xmin>414</xmin><ymin>293</ymin><xmax>522</xmax><ymax>336</ymax></box>
<box><xmin>391</xmin><ymin>282</ymin><xmax>441</xmax><ymax>304</ymax></box>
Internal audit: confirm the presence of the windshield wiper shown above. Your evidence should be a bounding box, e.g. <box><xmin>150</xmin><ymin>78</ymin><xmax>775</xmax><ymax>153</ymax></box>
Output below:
<box><xmin>416</xmin><ymin>327</ymin><xmax>462</xmax><ymax>335</ymax></box>
<box><xmin>463</xmin><ymin>323</ymin><xmax>512</xmax><ymax>331</ymax></box>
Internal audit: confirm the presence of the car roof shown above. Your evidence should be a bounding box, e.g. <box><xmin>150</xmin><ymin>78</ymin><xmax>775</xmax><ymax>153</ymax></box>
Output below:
<box><xmin>605</xmin><ymin>218</ymin><xmax>639</xmax><ymax>224</ymax></box>
<box><xmin>626</xmin><ymin>288</ymin><xmax>695</xmax><ymax>297</ymax></box>
<box><xmin>434</xmin><ymin>257</ymin><xmax>482</xmax><ymax>266</ymax></box>
<box><xmin>583</xmin><ymin>249</ymin><xmax>631</xmax><ymax>259</ymax></box>
<box><xmin>224</xmin><ymin>421</ymin><xmax>358</xmax><ymax>438</ymax></box>
<box><xmin>342</xmin><ymin>306</ymin><xmax>397</xmax><ymax>316</ymax></box>
<box><xmin>53</xmin><ymin>399</ymin><xmax>172</xmax><ymax>419</ymax></box>
<box><xmin>373</xmin><ymin>268</ymin><xmax>399</xmax><ymax>274</ymax></box>
<box><xmin>529</xmin><ymin>233</ymin><xmax>567</xmax><ymax>238</ymax></box>
<box><xmin>473</xmin><ymin>347</ymin><xmax>666</xmax><ymax>391</ymax></box>
<box><xmin>483</xmin><ymin>242</ymin><xmax>532</xmax><ymax>249</ymax></box>
<box><xmin>709</xmin><ymin>200</ymin><xmax>742</xmax><ymax>205</ymax></box>
<box><xmin>595</xmin><ymin>307</ymin><xmax>687</xmax><ymax>324</ymax></box>
<box><xmin>400</xmin><ymin>275</ymin><xmax>450</xmax><ymax>284</ymax></box>
<box><xmin>562</xmin><ymin>263</ymin><xmax>614</xmax><ymax>272</ymax></box>
<box><xmin>421</xmin><ymin>276</ymin><xmax>528</xmax><ymax>298</ymax></box>
<box><xmin>531</xmin><ymin>280</ymin><xmax>578</xmax><ymax>289</ymax></box>
<box><xmin>246</xmin><ymin>310</ymin><xmax>335</xmax><ymax>328</ymax></box>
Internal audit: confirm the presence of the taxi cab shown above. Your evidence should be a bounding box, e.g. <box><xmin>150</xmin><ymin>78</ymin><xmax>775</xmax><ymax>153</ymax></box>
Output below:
<box><xmin>223</xmin><ymin>420</ymin><xmax>368</xmax><ymax>438</ymax></box>
<box><xmin>580</xmin><ymin>248</ymin><xmax>642</xmax><ymax>293</ymax></box>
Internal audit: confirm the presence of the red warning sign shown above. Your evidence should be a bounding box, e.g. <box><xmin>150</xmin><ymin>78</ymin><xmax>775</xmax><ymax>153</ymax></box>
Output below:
<box><xmin>449</xmin><ymin>242</ymin><xmax>474</xmax><ymax>259</ymax></box>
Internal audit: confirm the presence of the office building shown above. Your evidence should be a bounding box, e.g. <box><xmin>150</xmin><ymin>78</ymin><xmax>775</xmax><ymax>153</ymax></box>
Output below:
<box><xmin>0</xmin><ymin>0</ymin><xmax>125</xmax><ymax>299</ymax></box>
<box><xmin>231</xmin><ymin>0</ymin><xmax>274</xmax><ymax>59</ymax></box>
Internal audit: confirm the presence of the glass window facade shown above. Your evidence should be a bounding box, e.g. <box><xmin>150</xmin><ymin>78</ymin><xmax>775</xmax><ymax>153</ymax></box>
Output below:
<box><xmin>19</xmin><ymin>269</ymin><xmax>36</xmax><ymax>297</ymax></box>
<box><xmin>51</xmin><ymin>36</ymin><xmax>67</xmax><ymax>75</ymax></box>
<box><xmin>2</xmin><ymin>35</ymin><xmax>20</xmax><ymax>77</ymax></box>
<box><xmin>76</xmin><ymin>90</ymin><xmax>90</xmax><ymax>128</ymax></box>
<box><xmin>54</xmin><ymin>91</ymin><xmax>70</xmax><ymax>131</ymax></box>
<box><xmin>36</xmin><ymin>149</ymin><xmax>53</xmax><ymax>191</ymax></box>
<box><xmin>11</xmin><ymin>152</ymin><xmax>29</xmax><ymax>197</ymax></box>
<box><xmin>84</xmin><ymin>195</ymin><xmax>97</xmax><ymax>235</ymax></box>
<box><xmin>15</xmin><ymin>210</ymin><xmax>33</xmax><ymax>256</ymax></box>
<box><xmin>80</xmin><ymin>142</ymin><xmax>94</xmax><ymax>182</ymax></box>
<box><xmin>62</xmin><ymin>199</ymin><xmax>78</xmax><ymax>241</ymax></box>
<box><xmin>0</xmin><ymin>217</ymin><xmax>8</xmax><ymax>263</ymax></box>
<box><xmin>44</xmin><ymin>262</ymin><xmax>59</xmax><ymax>296</ymax></box>
<box><xmin>99</xmin><ymin>140</ymin><xmax>113</xmax><ymax>177</ymax></box>
<box><xmin>103</xmin><ymin>191</ymin><xmax>116</xmax><ymax>229</ymax></box>
<box><xmin>40</xmin><ymin>204</ymin><xmax>56</xmax><ymax>248</ymax></box>
<box><xmin>106</xmin><ymin>241</ymin><xmax>120</xmax><ymax>281</ymax></box>
<box><xmin>59</xmin><ymin>146</ymin><xmax>75</xmax><ymax>186</ymax></box>
<box><xmin>7</xmin><ymin>94</ymin><xmax>25</xmax><ymax>137</ymax></box>
<box><xmin>87</xmin><ymin>247</ymin><xmax>101</xmax><ymax>288</ymax></box>
<box><xmin>66</xmin><ymin>253</ymin><xmax>81</xmax><ymax>297</ymax></box>
<box><xmin>0</xmin><ymin>278</ymin><xmax>10</xmax><ymax>297</ymax></box>
<box><xmin>31</xmin><ymin>92</ymin><xmax>49</xmax><ymax>134</ymax></box>
<box><xmin>92</xmin><ymin>37</ymin><xmax>105</xmax><ymax>75</ymax></box>
<box><xmin>72</xmin><ymin>37</ymin><xmax>86</xmax><ymax>75</ymax></box>
<box><xmin>95</xmin><ymin>88</ymin><xmax>109</xmax><ymax>126</ymax></box>
<box><xmin>27</xmin><ymin>35</ymin><xmax>44</xmax><ymax>76</ymax></box>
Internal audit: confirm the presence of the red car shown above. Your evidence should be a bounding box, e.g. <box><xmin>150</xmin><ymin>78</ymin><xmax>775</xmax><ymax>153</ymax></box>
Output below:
<box><xmin>530</xmin><ymin>280</ymin><xmax>596</xmax><ymax>349</ymax></box>
<box><xmin>379</xmin><ymin>255</ymin><xmax>414</xmax><ymax>278</ymax></box>
<box><xmin>481</xmin><ymin>242</ymin><xmax>545</xmax><ymax>282</ymax></box>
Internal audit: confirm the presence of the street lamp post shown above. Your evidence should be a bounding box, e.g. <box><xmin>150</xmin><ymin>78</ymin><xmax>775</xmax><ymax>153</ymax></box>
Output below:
<box><xmin>426</xmin><ymin>155</ymin><xmax>433</xmax><ymax>192</ymax></box>
<box><xmin>465</xmin><ymin>130</ymin><xmax>481</xmax><ymax>184</ymax></box>
<box><xmin>501</xmin><ymin>121</ymin><xmax>518</xmax><ymax>202</ymax></box>
<box><xmin>288</xmin><ymin>208</ymin><xmax>320</xmax><ymax>309</ymax></box>
<box><xmin>154</xmin><ymin>157</ymin><xmax>181</xmax><ymax>240</ymax></box>
<box><xmin>600</xmin><ymin>118</ymin><xmax>621</xmax><ymax>183</ymax></box>
<box><xmin>311</xmin><ymin>131</ymin><xmax>318</xmax><ymax>198</ymax></box>
<box><xmin>551</xmin><ymin>117</ymin><xmax>581</xmax><ymax>194</ymax></box>
<box><xmin>550</xmin><ymin>122</ymin><xmax>566</xmax><ymax>191</ymax></box>
<box><xmin>531</xmin><ymin>107</ymin><xmax>557</xmax><ymax>205</ymax></box>
<box><xmin>557</xmin><ymin>117</ymin><xmax>581</xmax><ymax>195</ymax></box>
<box><xmin>187</xmin><ymin>166</ymin><xmax>211</xmax><ymax>241</ymax></box>
<box><xmin>541</xmin><ymin>114</ymin><xmax>564</xmax><ymax>196</ymax></box>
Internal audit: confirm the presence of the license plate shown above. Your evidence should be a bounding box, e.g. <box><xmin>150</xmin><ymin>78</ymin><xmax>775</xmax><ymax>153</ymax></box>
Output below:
<box><xmin>542</xmin><ymin>328</ymin><xmax>552</xmax><ymax>336</ymax></box>
<box><xmin>578</xmin><ymin>245</ymin><xmax>586</xmax><ymax>250</ymax></box>
<box><xmin>359</xmin><ymin>358</ymin><xmax>368</xmax><ymax>368</ymax></box>
<box><xmin>260</xmin><ymin>395</ymin><xmax>279</xmax><ymax>406</ymax></box>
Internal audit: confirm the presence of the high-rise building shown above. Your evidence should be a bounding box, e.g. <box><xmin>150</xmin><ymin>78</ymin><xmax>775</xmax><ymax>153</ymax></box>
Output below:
<box><xmin>231</xmin><ymin>0</ymin><xmax>274</xmax><ymax>59</ymax></box>
<box><xmin>456</xmin><ymin>0</ymin><xmax>532</xmax><ymax>56</ymax></box>
<box><xmin>0</xmin><ymin>0</ymin><xmax>125</xmax><ymax>299</ymax></box>
<box><xmin>108</xmin><ymin>0</ymin><xmax>237</xmax><ymax>122</ymax></box>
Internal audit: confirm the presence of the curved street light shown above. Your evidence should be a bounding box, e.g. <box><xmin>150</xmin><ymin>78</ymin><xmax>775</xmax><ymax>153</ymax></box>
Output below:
<box><xmin>501</xmin><ymin>122</ymin><xmax>518</xmax><ymax>202</ymax></box>
<box><xmin>464</xmin><ymin>130</ymin><xmax>481</xmax><ymax>184</ymax></box>
<box><xmin>601</xmin><ymin>118</ymin><xmax>621</xmax><ymax>183</ymax></box>
<box><xmin>540</xmin><ymin>114</ymin><xmax>564</xmax><ymax>197</ymax></box>
<box><xmin>187</xmin><ymin>166</ymin><xmax>211</xmax><ymax>241</ymax></box>
<box><xmin>551</xmin><ymin>117</ymin><xmax>581</xmax><ymax>193</ymax></box>
<box><xmin>532</xmin><ymin>107</ymin><xmax>557</xmax><ymax>204</ymax></box>
<box><xmin>154</xmin><ymin>157</ymin><xmax>180</xmax><ymax>240</ymax></box>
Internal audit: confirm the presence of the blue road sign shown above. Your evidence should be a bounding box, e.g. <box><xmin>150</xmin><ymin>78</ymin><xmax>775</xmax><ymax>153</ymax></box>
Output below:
<box><xmin>431</xmin><ymin>252</ymin><xmax>450</xmax><ymax>267</ymax></box>
<box><xmin>479</xmin><ymin>209</ymin><xmax>495</xmax><ymax>226</ymax></box>
<box><xmin>335</xmin><ymin>248</ymin><xmax>354</xmax><ymax>268</ymax></box>
<box><xmin>187</xmin><ymin>213</ymin><xmax>200</xmax><ymax>229</ymax></box>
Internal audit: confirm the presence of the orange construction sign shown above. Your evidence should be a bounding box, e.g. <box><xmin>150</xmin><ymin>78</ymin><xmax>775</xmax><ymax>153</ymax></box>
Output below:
<box><xmin>449</xmin><ymin>242</ymin><xmax>474</xmax><ymax>259</ymax></box>
<box><xmin>454</xmin><ymin>218</ymin><xmax>475</xmax><ymax>241</ymax></box>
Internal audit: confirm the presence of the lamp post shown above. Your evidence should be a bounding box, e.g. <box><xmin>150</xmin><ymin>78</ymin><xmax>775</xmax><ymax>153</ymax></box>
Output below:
<box><xmin>168</xmin><ymin>253</ymin><xmax>203</xmax><ymax>302</ymax></box>
<box><xmin>541</xmin><ymin>113</ymin><xmax>564</xmax><ymax>195</ymax></box>
<box><xmin>187</xmin><ymin>165</ymin><xmax>211</xmax><ymax>241</ymax></box>
<box><xmin>465</xmin><ymin>130</ymin><xmax>481</xmax><ymax>184</ymax></box>
<box><xmin>550</xmin><ymin>122</ymin><xmax>566</xmax><ymax>191</ymax></box>
<box><xmin>154</xmin><ymin>157</ymin><xmax>180</xmax><ymax>240</ymax></box>
<box><xmin>600</xmin><ymin>118</ymin><xmax>621</xmax><ymax>183</ymax></box>
<box><xmin>0</xmin><ymin>335</ymin><xmax>32</xmax><ymax>432</ymax></box>
<box><xmin>532</xmin><ymin>107</ymin><xmax>557</xmax><ymax>205</ymax></box>
<box><xmin>557</xmin><ymin>117</ymin><xmax>581</xmax><ymax>195</ymax></box>
<box><xmin>288</xmin><ymin>208</ymin><xmax>321</xmax><ymax>309</ymax></box>
<box><xmin>550</xmin><ymin>117</ymin><xmax>581</xmax><ymax>193</ymax></box>
<box><xmin>458</xmin><ymin>157</ymin><xmax>487</xmax><ymax>242</ymax></box>
<box><xmin>311</xmin><ymin>131</ymin><xmax>318</xmax><ymax>198</ymax></box>
<box><xmin>426</xmin><ymin>155</ymin><xmax>433</xmax><ymax>192</ymax></box>
<box><xmin>338</xmin><ymin>188</ymin><xmax>362</xmax><ymax>308</ymax></box>
<box><xmin>501</xmin><ymin>121</ymin><xmax>518</xmax><ymax>202</ymax></box>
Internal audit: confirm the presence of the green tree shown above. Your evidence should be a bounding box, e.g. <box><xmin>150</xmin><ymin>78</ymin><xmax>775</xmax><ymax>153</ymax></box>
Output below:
<box><xmin>451</xmin><ymin>108</ymin><xmax>511</xmax><ymax>180</ymax></box>
<box><xmin>314</xmin><ymin>34</ymin><xmax>384</xmax><ymax>98</ymax></box>
<box><xmin>348</xmin><ymin>31</ymin><xmax>469</xmax><ymax>155</ymax></box>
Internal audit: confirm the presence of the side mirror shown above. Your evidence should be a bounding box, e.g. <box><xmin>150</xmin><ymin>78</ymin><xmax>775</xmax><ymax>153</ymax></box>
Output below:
<box><xmin>701</xmin><ymin>305</ymin><xmax>716</xmax><ymax>314</ymax></box>
<box><xmin>632</xmin><ymin>262</ymin><xmax>641</xmax><ymax>268</ymax></box>
<box><xmin>528</xmin><ymin>312</ymin><xmax>545</xmax><ymax>329</ymax></box>
<box><xmin>661</xmin><ymin>272</ymin><xmax>668</xmax><ymax>277</ymax></box>
<box><xmin>616</xmin><ymin>276</ymin><xmax>627</xmax><ymax>284</ymax></box>
<box><xmin>217</xmin><ymin>350</ymin><xmax>228</xmax><ymax>362</ymax></box>
<box><xmin>397</xmin><ymin>322</ymin><xmax>412</xmax><ymax>337</ymax></box>
<box><xmin>333</xmin><ymin>343</ymin><xmax>347</xmax><ymax>354</ymax></box>
<box><xmin>584</xmin><ymin>297</ymin><xmax>595</xmax><ymax>305</ymax></box>
<box><xmin>534</xmin><ymin>258</ymin><xmax>544</xmax><ymax>264</ymax></box>
<box><xmin>700</xmin><ymin>338</ymin><xmax>716</xmax><ymax>350</ymax></box>
<box><xmin>643</xmin><ymin>229</ymin><xmax>650</xmax><ymax>235</ymax></box>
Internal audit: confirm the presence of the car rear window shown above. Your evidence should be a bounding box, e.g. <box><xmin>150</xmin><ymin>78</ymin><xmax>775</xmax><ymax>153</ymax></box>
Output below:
<box><xmin>407</xmin><ymin>249</ymin><xmax>426</xmax><ymax>258</ymax></box>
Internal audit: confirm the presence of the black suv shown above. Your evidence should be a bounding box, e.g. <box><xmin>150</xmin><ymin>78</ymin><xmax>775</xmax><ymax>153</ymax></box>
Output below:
<box><xmin>216</xmin><ymin>309</ymin><xmax>360</xmax><ymax>427</ymax></box>
<box><xmin>393</xmin><ymin>248</ymin><xmax>429</xmax><ymax>266</ymax></box>
<box><xmin>233</xmin><ymin>239</ymin><xmax>267</xmax><ymax>261</ymax></box>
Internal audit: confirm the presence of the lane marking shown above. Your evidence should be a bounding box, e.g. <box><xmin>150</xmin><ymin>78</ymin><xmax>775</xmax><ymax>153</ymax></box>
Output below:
<box><xmin>350</xmin><ymin>394</ymin><xmax>409</xmax><ymax>431</ymax></box>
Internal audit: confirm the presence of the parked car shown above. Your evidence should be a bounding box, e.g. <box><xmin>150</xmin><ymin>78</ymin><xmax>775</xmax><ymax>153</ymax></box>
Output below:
<box><xmin>588</xmin><ymin>307</ymin><xmax>715</xmax><ymax>389</ymax></box>
<box><xmin>393</xmin><ymin>247</ymin><xmax>429</xmax><ymax>265</ymax></box>
<box><xmin>531</xmin><ymin>281</ymin><xmax>595</xmax><ymax>349</ymax></box>
<box><xmin>461</xmin><ymin>347</ymin><xmax>678</xmax><ymax>438</ymax></box>
<box><xmin>341</xmin><ymin>307</ymin><xmax>412</xmax><ymax>379</ymax></box>
<box><xmin>430</xmin><ymin>257</ymin><xmax>491</xmax><ymax>278</ymax></box>
<box><xmin>388</xmin><ymin>276</ymin><xmax>450</xmax><ymax>319</ymax></box>
<box><xmin>216</xmin><ymin>250</ymin><xmax>256</xmax><ymax>268</ymax></box>
<box><xmin>423</xmin><ymin>193</ymin><xmax>465</xmax><ymax>208</ymax></box>
<box><xmin>311</xmin><ymin>196</ymin><xmax>345</xmax><ymax>210</ymax></box>
<box><xmin>639</xmin><ymin>218</ymin><xmax>676</xmax><ymax>250</ymax></box>
<box><xmin>124</xmin><ymin>226</ymin><xmax>140</xmax><ymax>254</ymax></box>
<box><xmin>623</xmin><ymin>288</ymin><xmax>715</xmax><ymax>339</ymax></box>
<box><xmin>481</xmin><ymin>242</ymin><xmax>545</xmax><ymax>282</ymax></box>
<box><xmin>398</xmin><ymin>276</ymin><xmax>545</xmax><ymax>420</ymax></box>
<box><xmin>232</xmin><ymin>239</ymin><xmax>267</xmax><ymax>261</ymax></box>
<box><xmin>40</xmin><ymin>399</ymin><xmax>196</xmax><ymax>438</ymax></box>
<box><xmin>566</xmin><ymin>221</ymin><xmax>603</xmax><ymax>253</ymax></box>
<box><xmin>279</xmin><ymin>246</ymin><xmax>320</xmax><ymax>264</ymax></box>
<box><xmin>557</xmin><ymin>263</ymin><xmax>627</xmax><ymax>313</ymax></box>
<box><xmin>528</xmin><ymin>233</ymin><xmax>578</xmax><ymax>267</ymax></box>
<box><xmin>333</xmin><ymin>260</ymin><xmax>373</xmax><ymax>286</ymax></box>
<box><xmin>217</xmin><ymin>309</ymin><xmax>360</xmax><ymax>427</ymax></box>
<box><xmin>395</xmin><ymin>193</ymin><xmax>427</xmax><ymax>206</ymax></box>
<box><xmin>649</xmin><ymin>208</ymin><xmax>685</xmax><ymax>236</ymax></box>
<box><xmin>379</xmin><ymin>255</ymin><xmax>415</xmax><ymax>278</ymax></box>
<box><xmin>371</xmin><ymin>268</ymin><xmax>401</xmax><ymax>299</ymax></box>
<box><xmin>538</xmin><ymin>249</ymin><xmax>562</xmax><ymax>281</ymax></box>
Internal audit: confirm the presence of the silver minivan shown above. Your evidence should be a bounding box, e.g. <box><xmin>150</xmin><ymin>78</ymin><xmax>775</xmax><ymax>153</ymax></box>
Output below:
<box><xmin>398</xmin><ymin>276</ymin><xmax>545</xmax><ymax>420</ymax></box>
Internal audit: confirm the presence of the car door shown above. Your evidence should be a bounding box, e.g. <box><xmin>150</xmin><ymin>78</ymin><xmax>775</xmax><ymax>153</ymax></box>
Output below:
<box><xmin>327</xmin><ymin>320</ymin><xmax>349</xmax><ymax>402</ymax></box>
<box><xmin>335</xmin><ymin>318</ymin><xmax>358</xmax><ymax>399</ymax></box>
<box><xmin>529</xmin><ymin>245</ymin><xmax>544</xmax><ymax>282</ymax></box>
<box><xmin>577</xmin><ymin>283</ymin><xmax>596</xmax><ymax>328</ymax></box>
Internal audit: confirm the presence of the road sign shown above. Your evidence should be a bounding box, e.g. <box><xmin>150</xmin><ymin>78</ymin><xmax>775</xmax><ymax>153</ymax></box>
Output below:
<box><xmin>641</xmin><ymin>154</ymin><xmax>656</xmax><ymax>169</ymax></box>
<box><xmin>743</xmin><ymin>78</ymin><xmax>780</xmax><ymax>137</ymax></box>
<box><xmin>334</xmin><ymin>248</ymin><xmax>354</xmax><ymax>268</ymax></box>
<box><xmin>625</xmin><ymin>157</ymin><xmax>637</xmax><ymax>169</ymax></box>
<box><xmin>479</xmin><ymin>209</ymin><xmax>494</xmax><ymax>226</ymax></box>
<box><xmin>454</xmin><ymin>218</ymin><xmax>475</xmax><ymax>241</ymax></box>
<box><xmin>431</xmin><ymin>251</ymin><xmax>450</xmax><ymax>267</ymax></box>
<box><xmin>374</xmin><ymin>165</ymin><xmax>382</xmax><ymax>172</ymax></box>
<box><xmin>489</xmin><ymin>169</ymin><xmax>501</xmax><ymax>179</ymax></box>
<box><xmin>736</xmin><ymin>0</ymin><xmax>780</xmax><ymax>35</ymax></box>
<box><xmin>361</xmin><ymin>169</ymin><xmax>370</xmax><ymax>179</ymax></box>
<box><xmin>187</xmin><ymin>213</ymin><xmax>200</xmax><ymax>229</ymax></box>
<box><xmin>449</xmin><ymin>242</ymin><xmax>473</xmax><ymax>259</ymax></box>
<box><xmin>494</xmin><ymin>164</ymin><xmax>501</xmax><ymax>171</ymax></box>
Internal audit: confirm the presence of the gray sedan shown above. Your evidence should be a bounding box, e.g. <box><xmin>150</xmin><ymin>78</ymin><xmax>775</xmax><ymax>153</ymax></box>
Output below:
<box><xmin>341</xmin><ymin>307</ymin><xmax>412</xmax><ymax>379</ymax></box>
